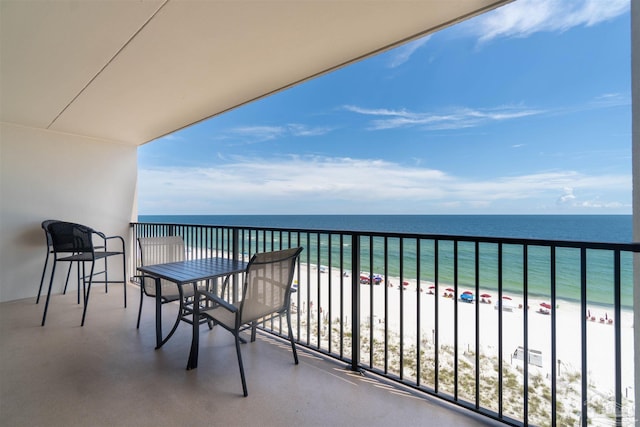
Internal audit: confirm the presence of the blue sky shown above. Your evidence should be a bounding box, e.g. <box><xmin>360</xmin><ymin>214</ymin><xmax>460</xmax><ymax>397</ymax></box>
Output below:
<box><xmin>138</xmin><ymin>0</ymin><xmax>631</xmax><ymax>215</ymax></box>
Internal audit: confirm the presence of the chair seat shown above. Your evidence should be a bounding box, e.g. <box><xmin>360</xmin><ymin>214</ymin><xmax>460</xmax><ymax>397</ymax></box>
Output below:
<box><xmin>160</xmin><ymin>286</ymin><xmax>195</xmax><ymax>302</ymax></box>
<box><xmin>203</xmin><ymin>302</ymin><xmax>276</xmax><ymax>330</ymax></box>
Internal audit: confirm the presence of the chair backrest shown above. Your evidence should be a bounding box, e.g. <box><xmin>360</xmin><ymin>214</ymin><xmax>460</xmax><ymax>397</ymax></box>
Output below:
<box><xmin>137</xmin><ymin>236</ymin><xmax>185</xmax><ymax>296</ymax></box>
<box><xmin>239</xmin><ymin>247</ymin><xmax>303</xmax><ymax>325</ymax></box>
<box><xmin>48</xmin><ymin>221</ymin><xmax>95</xmax><ymax>254</ymax></box>
<box><xmin>41</xmin><ymin>219</ymin><xmax>60</xmax><ymax>247</ymax></box>
<box><xmin>138</xmin><ymin>236</ymin><xmax>185</xmax><ymax>266</ymax></box>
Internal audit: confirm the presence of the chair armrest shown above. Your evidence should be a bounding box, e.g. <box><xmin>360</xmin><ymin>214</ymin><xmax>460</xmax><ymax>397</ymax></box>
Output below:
<box><xmin>199</xmin><ymin>290</ymin><xmax>238</xmax><ymax>313</ymax></box>
<box><xmin>94</xmin><ymin>232</ymin><xmax>125</xmax><ymax>253</ymax></box>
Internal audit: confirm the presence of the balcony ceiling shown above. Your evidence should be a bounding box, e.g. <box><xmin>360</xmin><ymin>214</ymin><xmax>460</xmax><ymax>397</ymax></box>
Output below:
<box><xmin>1</xmin><ymin>0</ymin><xmax>509</xmax><ymax>146</ymax></box>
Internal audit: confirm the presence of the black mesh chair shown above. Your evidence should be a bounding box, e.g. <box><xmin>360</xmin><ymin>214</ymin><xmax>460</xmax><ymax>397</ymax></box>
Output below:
<box><xmin>197</xmin><ymin>247</ymin><xmax>303</xmax><ymax>396</ymax></box>
<box><xmin>40</xmin><ymin>221</ymin><xmax>127</xmax><ymax>326</ymax></box>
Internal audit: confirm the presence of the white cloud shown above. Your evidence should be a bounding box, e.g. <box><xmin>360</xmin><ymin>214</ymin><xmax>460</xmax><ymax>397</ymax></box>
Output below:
<box><xmin>230</xmin><ymin>126</ymin><xmax>286</xmax><ymax>142</ymax></box>
<box><xmin>287</xmin><ymin>123</ymin><xmax>333</xmax><ymax>137</ymax></box>
<box><xmin>472</xmin><ymin>0</ymin><xmax>629</xmax><ymax>43</ymax></box>
<box><xmin>558</xmin><ymin>187</ymin><xmax>576</xmax><ymax>204</ymax></box>
<box><xmin>388</xmin><ymin>36</ymin><xmax>431</xmax><ymax>68</ymax></box>
<box><xmin>138</xmin><ymin>156</ymin><xmax>631</xmax><ymax>214</ymax></box>
<box><xmin>224</xmin><ymin>123</ymin><xmax>332</xmax><ymax>143</ymax></box>
<box><xmin>343</xmin><ymin>104</ymin><xmax>542</xmax><ymax>130</ymax></box>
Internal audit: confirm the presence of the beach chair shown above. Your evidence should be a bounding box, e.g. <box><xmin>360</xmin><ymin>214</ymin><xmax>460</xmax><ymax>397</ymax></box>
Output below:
<box><xmin>197</xmin><ymin>247</ymin><xmax>303</xmax><ymax>396</ymax></box>
<box><xmin>40</xmin><ymin>221</ymin><xmax>126</xmax><ymax>326</ymax></box>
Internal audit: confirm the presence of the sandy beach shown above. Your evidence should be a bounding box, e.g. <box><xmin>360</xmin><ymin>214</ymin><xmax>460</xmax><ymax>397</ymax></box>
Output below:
<box><xmin>293</xmin><ymin>263</ymin><xmax>634</xmax><ymax>401</ymax></box>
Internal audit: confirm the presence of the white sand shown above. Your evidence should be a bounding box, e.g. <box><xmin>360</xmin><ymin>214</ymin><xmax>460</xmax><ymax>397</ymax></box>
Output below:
<box><xmin>294</xmin><ymin>263</ymin><xmax>634</xmax><ymax>398</ymax></box>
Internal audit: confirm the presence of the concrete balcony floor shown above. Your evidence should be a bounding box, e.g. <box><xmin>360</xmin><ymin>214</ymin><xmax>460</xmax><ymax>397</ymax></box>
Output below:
<box><xmin>1</xmin><ymin>284</ymin><xmax>501</xmax><ymax>426</ymax></box>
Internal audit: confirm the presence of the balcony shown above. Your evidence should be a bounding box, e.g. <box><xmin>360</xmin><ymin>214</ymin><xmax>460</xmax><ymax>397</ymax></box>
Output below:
<box><xmin>1</xmin><ymin>283</ymin><xmax>497</xmax><ymax>426</ymax></box>
<box><xmin>2</xmin><ymin>220</ymin><xmax>636</xmax><ymax>426</ymax></box>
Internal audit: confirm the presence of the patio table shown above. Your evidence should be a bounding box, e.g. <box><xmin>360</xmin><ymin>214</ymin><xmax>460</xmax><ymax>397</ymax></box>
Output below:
<box><xmin>137</xmin><ymin>257</ymin><xmax>248</xmax><ymax>368</ymax></box>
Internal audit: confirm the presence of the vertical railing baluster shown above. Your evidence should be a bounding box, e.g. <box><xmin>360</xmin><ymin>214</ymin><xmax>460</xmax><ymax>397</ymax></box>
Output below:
<box><xmin>580</xmin><ymin>247</ymin><xmax>588</xmax><ymax>427</ymax></box>
<box><xmin>523</xmin><ymin>244</ymin><xmax>529</xmax><ymax>426</ymax></box>
<box><xmin>498</xmin><ymin>243</ymin><xmax>503</xmax><ymax>418</ymax></box>
<box><xmin>399</xmin><ymin>237</ymin><xmax>404</xmax><ymax>378</ymax></box>
<box><xmin>328</xmin><ymin>233</ymin><xmax>333</xmax><ymax>354</ymax></box>
<box><xmin>416</xmin><ymin>238</ymin><xmax>421</xmax><ymax>387</ymax></box>
<box><xmin>474</xmin><ymin>241</ymin><xmax>480</xmax><ymax>409</ymax></box>
<box><xmin>550</xmin><ymin>245</ymin><xmax>557</xmax><ymax>427</ymax></box>
<box><xmin>434</xmin><ymin>239</ymin><xmax>439</xmax><ymax>394</ymax></box>
<box><xmin>339</xmin><ymin>233</ymin><xmax>344</xmax><ymax>359</ymax></box>
<box><xmin>614</xmin><ymin>249</ymin><xmax>622</xmax><ymax>426</ymax></box>
<box><xmin>350</xmin><ymin>233</ymin><xmax>360</xmax><ymax>372</ymax></box>
<box><xmin>453</xmin><ymin>239</ymin><xmax>458</xmax><ymax>401</ymax></box>
<box><xmin>319</xmin><ymin>233</ymin><xmax>323</xmax><ymax>350</ymax></box>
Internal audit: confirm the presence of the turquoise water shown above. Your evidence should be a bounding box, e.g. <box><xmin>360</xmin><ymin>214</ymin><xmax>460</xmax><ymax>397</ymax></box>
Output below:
<box><xmin>138</xmin><ymin>215</ymin><xmax>635</xmax><ymax>307</ymax></box>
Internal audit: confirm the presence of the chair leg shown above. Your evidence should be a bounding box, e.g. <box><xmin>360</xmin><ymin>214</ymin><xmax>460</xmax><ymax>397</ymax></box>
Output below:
<box><xmin>250</xmin><ymin>321</ymin><xmax>257</xmax><ymax>342</ymax></box>
<box><xmin>235</xmin><ymin>333</ymin><xmax>248</xmax><ymax>397</ymax></box>
<box><xmin>41</xmin><ymin>260</ymin><xmax>57</xmax><ymax>326</ymax></box>
<box><xmin>62</xmin><ymin>262</ymin><xmax>72</xmax><ymax>295</ymax></box>
<box><xmin>122</xmin><ymin>253</ymin><xmax>127</xmax><ymax>308</ymax></box>
<box><xmin>76</xmin><ymin>262</ymin><xmax>81</xmax><ymax>304</ymax></box>
<box><xmin>287</xmin><ymin>310</ymin><xmax>298</xmax><ymax>364</ymax></box>
<box><xmin>81</xmin><ymin>261</ymin><xmax>95</xmax><ymax>326</ymax></box>
<box><xmin>136</xmin><ymin>282</ymin><xmax>144</xmax><ymax>329</ymax></box>
<box><xmin>36</xmin><ymin>250</ymin><xmax>50</xmax><ymax>304</ymax></box>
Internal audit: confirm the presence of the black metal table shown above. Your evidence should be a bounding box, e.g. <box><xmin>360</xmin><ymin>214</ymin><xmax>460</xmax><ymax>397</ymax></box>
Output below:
<box><xmin>137</xmin><ymin>257</ymin><xmax>248</xmax><ymax>369</ymax></box>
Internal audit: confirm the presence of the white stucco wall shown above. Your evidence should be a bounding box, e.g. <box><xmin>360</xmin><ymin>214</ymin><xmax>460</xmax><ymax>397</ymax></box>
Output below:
<box><xmin>0</xmin><ymin>123</ymin><xmax>137</xmax><ymax>302</ymax></box>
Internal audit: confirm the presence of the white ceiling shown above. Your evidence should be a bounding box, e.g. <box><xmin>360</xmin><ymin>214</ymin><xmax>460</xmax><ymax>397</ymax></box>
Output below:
<box><xmin>1</xmin><ymin>0</ymin><xmax>509</xmax><ymax>146</ymax></box>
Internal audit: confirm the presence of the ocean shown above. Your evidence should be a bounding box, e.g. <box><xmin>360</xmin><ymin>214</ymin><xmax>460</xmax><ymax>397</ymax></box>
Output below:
<box><xmin>138</xmin><ymin>215</ymin><xmax>634</xmax><ymax>307</ymax></box>
<box><xmin>138</xmin><ymin>214</ymin><xmax>632</xmax><ymax>242</ymax></box>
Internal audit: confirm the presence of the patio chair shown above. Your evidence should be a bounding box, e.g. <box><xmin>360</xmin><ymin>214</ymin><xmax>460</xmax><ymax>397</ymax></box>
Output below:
<box><xmin>41</xmin><ymin>221</ymin><xmax>127</xmax><ymax>326</ymax></box>
<box><xmin>136</xmin><ymin>236</ymin><xmax>190</xmax><ymax>327</ymax></box>
<box><xmin>136</xmin><ymin>236</ymin><xmax>217</xmax><ymax>346</ymax></box>
<box><xmin>197</xmin><ymin>246</ymin><xmax>303</xmax><ymax>396</ymax></box>
<box><xmin>37</xmin><ymin>219</ymin><xmax>111</xmax><ymax>305</ymax></box>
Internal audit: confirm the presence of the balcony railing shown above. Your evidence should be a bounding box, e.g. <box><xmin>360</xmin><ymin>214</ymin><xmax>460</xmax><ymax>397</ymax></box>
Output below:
<box><xmin>130</xmin><ymin>221</ymin><xmax>638</xmax><ymax>427</ymax></box>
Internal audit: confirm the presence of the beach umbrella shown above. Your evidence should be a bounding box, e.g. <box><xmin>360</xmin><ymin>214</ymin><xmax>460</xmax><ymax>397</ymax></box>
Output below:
<box><xmin>428</xmin><ymin>285</ymin><xmax>436</xmax><ymax>289</ymax></box>
<box><xmin>402</xmin><ymin>281</ymin><xmax>410</xmax><ymax>286</ymax></box>
<box><xmin>445</xmin><ymin>287</ymin><xmax>455</xmax><ymax>292</ymax></box>
<box><xmin>480</xmin><ymin>293</ymin><xmax>491</xmax><ymax>298</ymax></box>
<box><xmin>502</xmin><ymin>295</ymin><xmax>512</xmax><ymax>300</ymax></box>
<box><xmin>462</xmin><ymin>291</ymin><xmax>473</xmax><ymax>295</ymax></box>
<box><xmin>540</xmin><ymin>302</ymin><xmax>551</xmax><ymax>309</ymax></box>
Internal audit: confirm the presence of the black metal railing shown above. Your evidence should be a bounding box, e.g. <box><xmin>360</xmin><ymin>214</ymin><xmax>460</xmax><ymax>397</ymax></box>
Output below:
<box><xmin>130</xmin><ymin>221</ymin><xmax>638</xmax><ymax>427</ymax></box>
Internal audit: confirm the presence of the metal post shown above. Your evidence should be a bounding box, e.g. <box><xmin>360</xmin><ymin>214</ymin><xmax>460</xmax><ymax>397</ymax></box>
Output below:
<box><xmin>350</xmin><ymin>233</ymin><xmax>361</xmax><ymax>373</ymax></box>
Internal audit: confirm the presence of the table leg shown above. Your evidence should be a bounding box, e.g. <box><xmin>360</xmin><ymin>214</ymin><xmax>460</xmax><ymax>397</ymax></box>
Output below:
<box><xmin>187</xmin><ymin>282</ymin><xmax>199</xmax><ymax>370</ymax></box>
<box><xmin>155</xmin><ymin>277</ymin><xmax>162</xmax><ymax>349</ymax></box>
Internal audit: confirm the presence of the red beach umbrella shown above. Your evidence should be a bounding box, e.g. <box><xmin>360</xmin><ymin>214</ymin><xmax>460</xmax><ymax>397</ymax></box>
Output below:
<box><xmin>462</xmin><ymin>291</ymin><xmax>473</xmax><ymax>295</ymax></box>
<box><xmin>445</xmin><ymin>287</ymin><xmax>455</xmax><ymax>292</ymax></box>
<box><xmin>480</xmin><ymin>293</ymin><xmax>492</xmax><ymax>298</ymax></box>
<box><xmin>402</xmin><ymin>281</ymin><xmax>410</xmax><ymax>286</ymax></box>
<box><xmin>502</xmin><ymin>295</ymin><xmax>512</xmax><ymax>300</ymax></box>
<box><xmin>540</xmin><ymin>302</ymin><xmax>552</xmax><ymax>309</ymax></box>
<box><xmin>428</xmin><ymin>285</ymin><xmax>436</xmax><ymax>289</ymax></box>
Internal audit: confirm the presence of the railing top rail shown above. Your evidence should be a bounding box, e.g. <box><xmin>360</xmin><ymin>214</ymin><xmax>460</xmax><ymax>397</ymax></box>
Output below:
<box><xmin>130</xmin><ymin>222</ymin><xmax>640</xmax><ymax>252</ymax></box>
